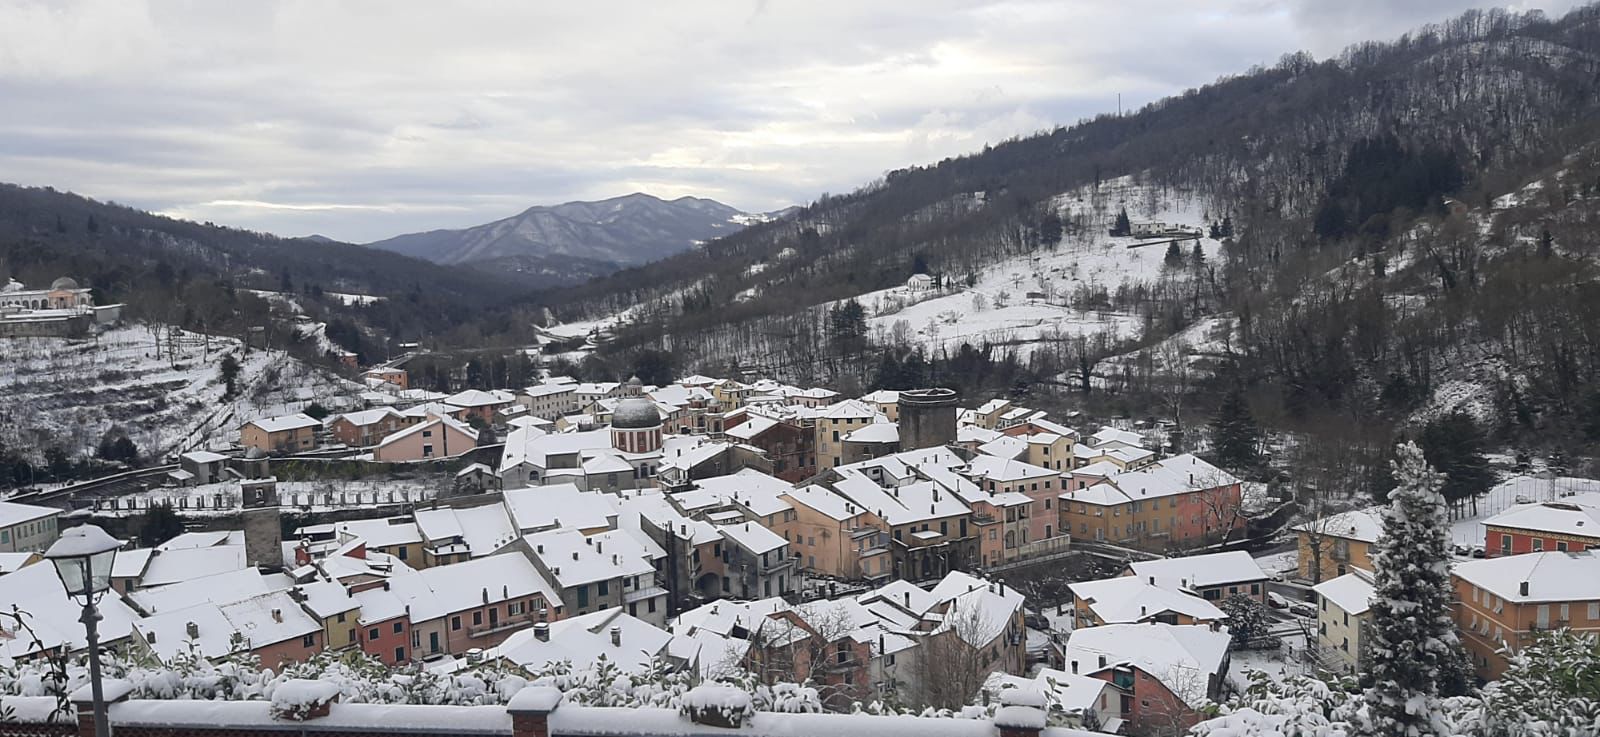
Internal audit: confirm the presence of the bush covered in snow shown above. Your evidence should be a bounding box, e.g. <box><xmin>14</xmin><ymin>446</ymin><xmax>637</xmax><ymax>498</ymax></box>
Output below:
<box><xmin>0</xmin><ymin>644</ymin><xmax>829</xmax><ymax>722</ymax></box>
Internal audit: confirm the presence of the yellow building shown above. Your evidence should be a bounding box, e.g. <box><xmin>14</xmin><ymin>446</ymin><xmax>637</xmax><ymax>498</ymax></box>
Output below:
<box><xmin>1294</xmin><ymin>508</ymin><xmax>1382</xmax><ymax>583</ymax></box>
<box><xmin>815</xmin><ymin>399</ymin><xmax>883</xmax><ymax>471</ymax></box>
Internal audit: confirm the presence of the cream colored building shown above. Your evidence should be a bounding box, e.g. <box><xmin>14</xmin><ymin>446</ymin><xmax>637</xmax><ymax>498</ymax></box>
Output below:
<box><xmin>1312</xmin><ymin>568</ymin><xmax>1374</xmax><ymax>674</ymax></box>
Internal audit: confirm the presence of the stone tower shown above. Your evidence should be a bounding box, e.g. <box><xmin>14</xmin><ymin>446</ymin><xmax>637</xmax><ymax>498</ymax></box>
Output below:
<box><xmin>241</xmin><ymin>477</ymin><xmax>283</xmax><ymax>570</ymax></box>
<box><xmin>898</xmin><ymin>388</ymin><xmax>959</xmax><ymax>451</ymax></box>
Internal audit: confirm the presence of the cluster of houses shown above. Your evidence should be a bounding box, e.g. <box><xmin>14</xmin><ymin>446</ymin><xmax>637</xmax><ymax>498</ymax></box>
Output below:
<box><xmin>0</xmin><ymin>368</ymin><xmax>1269</xmax><ymax>731</ymax></box>
<box><xmin>1293</xmin><ymin>475</ymin><xmax>1600</xmax><ymax>681</ymax></box>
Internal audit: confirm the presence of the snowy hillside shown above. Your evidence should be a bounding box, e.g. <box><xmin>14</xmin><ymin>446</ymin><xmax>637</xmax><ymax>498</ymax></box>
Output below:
<box><xmin>0</xmin><ymin>325</ymin><xmax>364</xmax><ymax>466</ymax></box>
<box><xmin>857</xmin><ymin>177</ymin><xmax>1225</xmax><ymax>358</ymax></box>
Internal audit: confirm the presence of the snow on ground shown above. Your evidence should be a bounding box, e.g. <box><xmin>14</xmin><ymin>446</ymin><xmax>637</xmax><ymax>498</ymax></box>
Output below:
<box><xmin>0</xmin><ymin>324</ymin><xmax>363</xmax><ymax>466</ymax></box>
<box><xmin>1227</xmin><ymin>628</ymin><xmax>1311</xmax><ymax>692</ymax></box>
<box><xmin>93</xmin><ymin>477</ymin><xmax>445</xmax><ymax>517</ymax></box>
<box><xmin>326</xmin><ymin>292</ymin><xmax>385</xmax><ymax>306</ymax></box>
<box><xmin>860</xmin><ymin>177</ymin><xmax>1225</xmax><ymax>359</ymax></box>
<box><xmin>1252</xmin><ymin>550</ymin><xmax>1300</xmax><ymax>579</ymax></box>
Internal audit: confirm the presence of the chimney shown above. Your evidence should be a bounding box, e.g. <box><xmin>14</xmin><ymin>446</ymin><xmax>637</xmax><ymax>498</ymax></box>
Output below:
<box><xmin>537</xmin><ymin>544</ymin><xmax>544</xmax><ymax>554</ymax></box>
<box><xmin>597</xmin><ymin>541</ymin><xmax>604</xmax><ymax>554</ymax></box>
<box><xmin>145</xmin><ymin>630</ymin><xmax>156</xmax><ymax>643</ymax></box>
<box><xmin>903</xmin><ymin>591</ymin><xmax>910</xmax><ymax>607</ymax></box>
<box><xmin>534</xmin><ymin>622</ymin><xmax>550</xmax><ymax>642</ymax></box>
<box><xmin>586</xmin><ymin>537</ymin><xmax>593</xmax><ymax>546</ymax></box>
<box><xmin>271</xmin><ymin>608</ymin><xmax>283</xmax><ymax>623</ymax></box>
<box><xmin>1148</xmin><ymin>576</ymin><xmax>1156</xmax><ymax>585</ymax></box>
<box><xmin>999</xmin><ymin>579</ymin><xmax>1006</xmax><ymax>596</ymax></box>
<box><xmin>572</xmin><ymin>551</ymin><xmax>580</xmax><ymax>561</ymax></box>
<box><xmin>1520</xmin><ymin>581</ymin><xmax>1530</xmax><ymax>597</ymax></box>
<box><xmin>610</xmin><ymin>625</ymin><xmax>622</xmax><ymax>647</ymax></box>
<box><xmin>186</xmin><ymin>621</ymin><xmax>199</xmax><ymax>639</ymax></box>
<box><xmin>612</xmin><ymin>554</ymin><xmax>619</xmax><ymax>565</ymax></box>
<box><xmin>503</xmin><ymin>585</ymin><xmax>509</xmax><ymax>599</ymax></box>
<box><xmin>482</xmin><ymin>587</ymin><xmax>490</xmax><ymax>604</ymax></box>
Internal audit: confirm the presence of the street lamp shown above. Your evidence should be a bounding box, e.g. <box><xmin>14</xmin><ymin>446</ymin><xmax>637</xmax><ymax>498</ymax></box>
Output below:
<box><xmin>43</xmin><ymin>525</ymin><xmax>121</xmax><ymax>737</ymax></box>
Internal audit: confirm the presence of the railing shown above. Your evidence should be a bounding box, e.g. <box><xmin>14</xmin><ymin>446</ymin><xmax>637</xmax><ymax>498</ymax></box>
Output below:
<box><xmin>1014</xmin><ymin>535</ymin><xmax>1072</xmax><ymax>559</ymax></box>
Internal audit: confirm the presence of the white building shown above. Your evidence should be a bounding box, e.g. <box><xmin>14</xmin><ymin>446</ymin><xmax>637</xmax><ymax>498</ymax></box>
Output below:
<box><xmin>0</xmin><ymin>501</ymin><xmax>61</xmax><ymax>553</ymax></box>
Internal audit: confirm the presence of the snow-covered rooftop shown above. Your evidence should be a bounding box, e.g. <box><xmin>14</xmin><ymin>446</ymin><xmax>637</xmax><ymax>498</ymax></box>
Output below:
<box><xmin>1068</xmin><ymin>576</ymin><xmax>1226</xmax><ymax>624</ymax></box>
<box><xmin>1128</xmin><ymin>551</ymin><xmax>1268</xmax><ymax>590</ymax></box>
<box><xmin>1312</xmin><ymin>569</ymin><xmax>1375</xmax><ymax>615</ymax></box>
<box><xmin>1481</xmin><ymin>491</ymin><xmax>1600</xmax><ymax>539</ymax></box>
<box><xmin>717</xmin><ymin>521</ymin><xmax>787</xmax><ymax>555</ymax></box>
<box><xmin>244</xmin><ymin>413</ymin><xmax>319</xmax><ymax>433</ymax></box>
<box><xmin>1453</xmin><ymin>550</ymin><xmax>1600</xmax><ymax>603</ymax></box>
<box><xmin>1064</xmin><ymin>623</ymin><xmax>1230</xmax><ymax>708</ymax></box>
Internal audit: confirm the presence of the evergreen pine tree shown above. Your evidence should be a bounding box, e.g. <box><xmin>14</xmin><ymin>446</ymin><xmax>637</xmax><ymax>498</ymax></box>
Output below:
<box><xmin>1362</xmin><ymin>442</ymin><xmax>1466</xmax><ymax>736</ymax></box>
<box><xmin>1191</xmin><ymin>239</ymin><xmax>1206</xmax><ymax>267</ymax></box>
<box><xmin>1111</xmin><ymin>207</ymin><xmax>1131</xmax><ymax>237</ymax></box>
<box><xmin>1538</xmin><ymin>226</ymin><xmax>1554</xmax><ymax>259</ymax></box>
<box><xmin>1208</xmin><ymin>386</ymin><xmax>1261</xmax><ymax>473</ymax></box>
<box><xmin>1163</xmin><ymin>241</ymin><xmax>1184</xmax><ymax>267</ymax></box>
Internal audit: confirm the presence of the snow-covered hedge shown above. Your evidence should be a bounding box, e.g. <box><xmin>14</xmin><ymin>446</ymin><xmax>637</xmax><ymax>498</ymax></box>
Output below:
<box><xmin>1193</xmin><ymin>629</ymin><xmax>1600</xmax><ymax>737</ymax></box>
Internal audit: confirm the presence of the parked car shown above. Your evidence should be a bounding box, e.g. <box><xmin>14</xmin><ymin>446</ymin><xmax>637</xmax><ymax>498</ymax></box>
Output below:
<box><xmin>1471</xmin><ymin>546</ymin><xmax>1487</xmax><ymax>558</ymax></box>
<box><xmin>1289</xmin><ymin>600</ymin><xmax>1317</xmax><ymax>618</ymax></box>
<box><xmin>1267</xmin><ymin>592</ymin><xmax>1291</xmax><ymax>610</ymax></box>
<box><xmin>1452</xmin><ymin>542</ymin><xmax>1471</xmax><ymax>556</ymax></box>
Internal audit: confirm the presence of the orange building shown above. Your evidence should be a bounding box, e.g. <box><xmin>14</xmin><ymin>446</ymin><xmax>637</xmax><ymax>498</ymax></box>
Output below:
<box><xmin>1452</xmin><ymin>550</ymin><xmax>1600</xmax><ymax>680</ymax></box>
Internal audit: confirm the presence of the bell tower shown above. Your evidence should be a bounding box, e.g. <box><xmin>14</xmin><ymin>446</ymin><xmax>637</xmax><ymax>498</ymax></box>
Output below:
<box><xmin>241</xmin><ymin>477</ymin><xmax>283</xmax><ymax>570</ymax></box>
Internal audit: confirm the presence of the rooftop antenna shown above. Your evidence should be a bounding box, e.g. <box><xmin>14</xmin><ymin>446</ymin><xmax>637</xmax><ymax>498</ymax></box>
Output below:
<box><xmin>1117</xmin><ymin>93</ymin><xmax>1122</xmax><ymax>117</ymax></box>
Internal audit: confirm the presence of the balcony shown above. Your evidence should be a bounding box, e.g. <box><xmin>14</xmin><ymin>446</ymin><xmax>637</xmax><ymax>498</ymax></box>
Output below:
<box><xmin>467</xmin><ymin>612</ymin><xmax>541</xmax><ymax>639</ymax></box>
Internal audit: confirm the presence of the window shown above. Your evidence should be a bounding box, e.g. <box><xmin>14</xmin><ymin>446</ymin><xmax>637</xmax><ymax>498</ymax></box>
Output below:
<box><xmin>472</xmin><ymin>611</ymin><xmax>483</xmax><ymax>626</ymax></box>
<box><xmin>1558</xmin><ymin>541</ymin><xmax>1569</xmax><ymax>552</ymax></box>
<box><xmin>648</xmin><ymin>597</ymin><xmax>657</xmax><ymax>613</ymax></box>
<box><xmin>369</xmin><ymin>627</ymin><xmax>380</xmax><ymax>641</ymax></box>
<box><xmin>395</xmin><ymin>647</ymin><xmax>406</xmax><ymax>662</ymax></box>
<box><xmin>1251</xmin><ymin>583</ymin><xmax>1261</xmax><ymax>595</ymax></box>
<box><xmin>1533</xmin><ymin>539</ymin><xmax>1543</xmax><ymax>552</ymax></box>
<box><xmin>302</xmin><ymin>634</ymin><xmax>316</xmax><ymax>647</ymax></box>
<box><xmin>578</xmin><ymin>585</ymin><xmax>589</xmax><ymax>609</ymax></box>
<box><xmin>398</xmin><ymin>546</ymin><xmax>408</xmax><ymax>560</ymax></box>
<box><xmin>336</xmin><ymin>612</ymin><xmax>346</xmax><ymax>623</ymax></box>
<box><xmin>451</xmin><ymin>616</ymin><xmax>461</xmax><ymax>631</ymax></box>
<box><xmin>422</xmin><ymin>430</ymin><xmax>432</xmax><ymax>438</ymax></box>
<box><xmin>422</xmin><ymin>444</ymin><xmax>434</xmax><ymax>457</ymax></box>
<box><xmin>1588</xmin><ymin>602</ymin><xmax>1599</xmax><ymax>620</ymax></box>
<box><xmin>836</xmin><ymin>640</ymin><xmax>850</xmax><ymax>664</ymax></box>
<box><xmin>1501</xmin><ymin>534</ymin><xmax>1512</xmax><ymax>552</ymax></box>
<box><xmin>1044</xmin><ymin>498</ymin><xmax>1052</xmax><ymax>510</ymax></box>
<box><xmin>393</xmin><ymin>621</ymin><xmax>404</xmax><ymax>634</ymax></box>
<box><xmin>509</xmin><ymin>601</ymin><xmax>525</xmax><ymax>616</ymax></box>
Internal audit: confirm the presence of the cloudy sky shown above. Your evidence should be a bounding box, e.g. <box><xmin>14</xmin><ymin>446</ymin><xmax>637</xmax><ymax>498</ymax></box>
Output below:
<box><xmin>0</xmin><ymin>0</ymin><xmax>1582</xmax><ymax>242</ymax></box>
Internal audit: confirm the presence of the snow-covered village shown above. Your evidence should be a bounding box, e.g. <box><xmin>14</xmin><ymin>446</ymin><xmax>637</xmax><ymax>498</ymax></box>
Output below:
<box><xmin>4</xmin><ymin>3</ymin><xmax>1600</xmax><ymax>737</ymax></box>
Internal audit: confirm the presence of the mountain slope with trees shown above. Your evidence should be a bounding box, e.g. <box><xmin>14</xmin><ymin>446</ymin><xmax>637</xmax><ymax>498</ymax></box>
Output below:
<box><xmin>545</xmin><ymin>5</ymin><xmax>1600</xmax><ymax>469</ymax></box>
<box><xmin>366</xmin><ymin>192</ymin><xmax>758</xmax><ymax>279</ymax></box>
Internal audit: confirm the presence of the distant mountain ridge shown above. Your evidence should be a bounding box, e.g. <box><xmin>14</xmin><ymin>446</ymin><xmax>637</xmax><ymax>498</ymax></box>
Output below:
<box><xmin>366</xmin><ymin>193</ymin><xmax>768</xmax><ymax>277</ymax></box>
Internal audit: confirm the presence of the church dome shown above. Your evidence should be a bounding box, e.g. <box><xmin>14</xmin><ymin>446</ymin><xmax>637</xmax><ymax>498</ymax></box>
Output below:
<box><xmin>50</xmin><ymin>276</ymin><xmax>80</xmax><ymax>291</ymax></box>
<box><xmin>612</xmin><ymin>397</ymin><xmax>662</xmax><ymax>429</ymax></box>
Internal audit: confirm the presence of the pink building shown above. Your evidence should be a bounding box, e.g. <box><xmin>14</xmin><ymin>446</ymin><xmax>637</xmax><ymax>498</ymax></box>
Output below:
<box><xmin>372</xmin><ymin>415</ymin><xmax>479</xmax><ymax>462</ymax></box>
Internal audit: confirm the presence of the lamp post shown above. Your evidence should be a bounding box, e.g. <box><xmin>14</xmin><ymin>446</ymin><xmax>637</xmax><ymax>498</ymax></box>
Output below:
<box><xmin>43</xmin><ymin>525</ymin><xmax>121</xmax><ymax>737</ymax></box>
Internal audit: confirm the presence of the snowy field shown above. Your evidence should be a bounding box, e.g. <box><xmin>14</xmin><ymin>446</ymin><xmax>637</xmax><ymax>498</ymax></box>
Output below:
<box><xmin>0</xmin><ymin>324</ymin><xmax>363</xmax><ymax>464</ymax></box>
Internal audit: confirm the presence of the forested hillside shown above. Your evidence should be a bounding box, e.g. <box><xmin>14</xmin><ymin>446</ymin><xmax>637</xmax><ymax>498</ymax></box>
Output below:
<box><xmin>0</xmin><ymin>184</ymin><xmax>554</xmax><ymax>361</ymax></box>
<box><xmin>548</xmin><ymin>6</ymin><xmax>1600</xmax><ymax>479</ymax></box>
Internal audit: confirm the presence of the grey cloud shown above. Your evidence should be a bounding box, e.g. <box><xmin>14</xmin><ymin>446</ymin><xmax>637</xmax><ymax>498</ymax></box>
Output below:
<box><xmin>0</xmin><ymin>0</ymin><xmax>1575</xmax><ymax>242</ymax></box>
